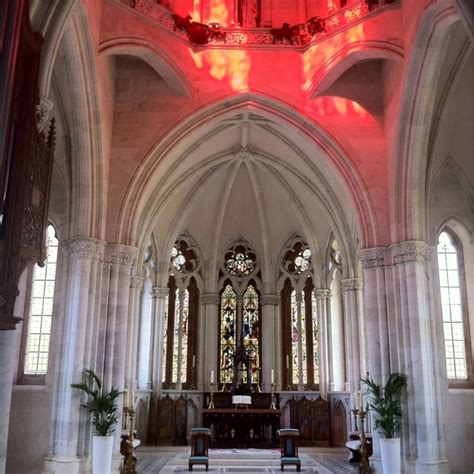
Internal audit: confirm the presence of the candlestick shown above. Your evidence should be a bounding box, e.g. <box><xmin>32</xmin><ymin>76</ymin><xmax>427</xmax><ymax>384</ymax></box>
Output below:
<box><xmin>210</xmin><ymin>370</ymin><xmax>214</xmax><ymax>384</ymax></box>
<box><xmin>192</xmin><ymin>355</ymin><xmax>196</xmax><ymax>368</ymax></box>
<box><xmin>271</xmin><ymin>368</ymin><xmax>275</xmax><ymax>384</ymax></box>
<box><xmin>270</xmin><ymin>382</ymin><xmax>277</xmax><ymax>410</ymax></box>
<box><xmin>286</xmin><ymin>355</ymin><xmax>289</xmax><ymax>369</ymax></box>
<box><xmin>208</xmin><ymin>382</ymin><xmax>215</xmax><ymax>409</ymax></box>
<box><xmin>123</xmin><ymin>389</ymin><xmax>129</xmax><ymax>409</ymax></box>
<box><xmin>359</xmin><ymin>391</ymin><xmax>363</xmax><ymax>410</ymax></box>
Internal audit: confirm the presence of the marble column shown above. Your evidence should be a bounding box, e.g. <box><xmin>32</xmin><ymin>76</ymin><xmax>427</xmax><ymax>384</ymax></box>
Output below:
<box><xmin>137</xmin><ymin>280</ymin><xmax>153</xmax><ymax>390</ymax></box>
<box><xmin>260</xmin><ymin>294</ymin><xmax>279</xmax><ymax>391</ymax></box>
<box><xmin>126</xmin><ymin>275</ymin><xmax>144</xmax><ymax>392</ymax></box>
<box><xmin>388</xmin><ymin>242</ymin><xmax>448</xmax><ymax>473</ymax></box>
<box><xmin>150</xmin><ymin>287</ymin><xmax>169</xmax><ymax>395</ymax></box>
<box><xmin>314</xmin><ymin>289</ymin><xmax>331</xmax><ymax>398</ymax></box>
<box><xmin>201</xmin><ymin>294</ymin><xmax>219</xmax><ymax>390</ymax></box>
<box><xmin>341</xmin><ymin>278</ymin><xmax>363</xmax><ymax>396</ymax></box>
<box><xmin>103</xmin><ymin>244</ymin><xmax>137</xmax><ymax>456</ymax></box>
<box><xmin>44</xmin><ymin>237</ymin><xmax>105</xmax><ymax>473</ymax></box>
<box><xmin>330</xmin><ymin>277</ymin><xmax>345</xmax><ymax>392</ymax></box>
<box><xmin>0</xmin><ymin>330</ymin><xmax>17</xmax><ymax>474</ymax></box>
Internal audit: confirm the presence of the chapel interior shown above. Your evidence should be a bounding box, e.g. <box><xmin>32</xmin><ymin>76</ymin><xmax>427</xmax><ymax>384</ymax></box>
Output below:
<box><xmin>0</xmin><ymin>0</ymin><xmax>473</xmax><ymax>473</ymax></box>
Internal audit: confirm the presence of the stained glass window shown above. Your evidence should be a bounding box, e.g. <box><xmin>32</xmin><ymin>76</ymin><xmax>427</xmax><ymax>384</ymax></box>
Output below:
<box><xmin>24</xmin><ymin>225</ymin><xmax>58</xmax><ymax>375</ymax></box>
<box><xmin>437</xmin><ymin>231</ymin><xmax>467</xmax><ymax>380</ymax></box>
<box><xmin>225</xmin><ymin>245</ymin><xmax>256</xmax><ymax>277</ymax></box>
<box><xmin>220</xmin><ymin>284</ymin><xmax>237</xmax><ymax>383</ymax></box>
<box><xmin>290</xmin><ymin>290</ymin><xmax>308</xmax><ymax>385</ymax></box>
<box><xmin>301</xmin><ymin>290</ymin><xmax>308</xmax><ymax>385</ymax></box>
<box><xmin>180</xmin><ymin>289</ymin><xmax>189</xmax><ymax>382</ymax></box>
<box><xmin>162</xmin><ymin>294</ymin><xmax>169</xmax><ymax>383</ymax></box>
<box><xmin>243</xmin><ymin>285</ymin><xmax>260</xmax><ymax>383</ymax></box>
<box><xmin>172</xmin><ymin>288</ymin><xmax>180</xmax><ymax>383</ymax></box>
<box><xmin>291</xmin><ymin>291</ymin><xmax>299</xmax><ymax>384</ymax></box>
<box><xmin>312</xmin><ymin>291</ymin><xmax>319</xmax><ymax>384</ymax></box>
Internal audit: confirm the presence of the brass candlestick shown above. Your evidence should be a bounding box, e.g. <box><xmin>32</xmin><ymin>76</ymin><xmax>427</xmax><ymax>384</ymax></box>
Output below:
<box><xmin>270</xmin><ymin>382</ymin><xmax>277</xmax><ymax>410</ymax></box>
<box><xmin>285</xmin><ymin>367</ymin><xmax>292</xmax><ymax>391</ymax></box>
<box><xmin>256</xmin><ymin>367</ymin><xmax>262</xmax><ymax>393</ymax></box>
<box><xmin>122</xmin><ymin>408</ymin><xmax>137</xmax><ymax>474</ymax></box>
<box><xmin>351</xmin><ymin>408</ymin><xmax>359</xmax><ymax>432</ymax></box>
<box><xmin>358</xmin><ymin>408</ymin><xmax>371</xmax><ymax>474</ymax></box>
<box><xmin>208</xmin><ymin>382</ymin><xmax>216</xmax><ymax>409</ymax></box>
<box><xmin>189</xmin><ymin>366</ymin><xmax>196</xmax><ymax>390</ymax></box>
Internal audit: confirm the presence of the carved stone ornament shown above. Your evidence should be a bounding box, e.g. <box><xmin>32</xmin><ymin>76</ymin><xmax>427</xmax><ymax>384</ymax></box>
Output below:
<box><xmin>235</xmin><ymin>146</ymin><xmax>252</xmax><ymax>161</ymax></box>
<box><xmin>61</xmin><ymin>237</ymin><xmax>105</xmax><ymax>261</ymax></box>
<box><xmin>357</xmin><ymin>247</ymin><xmax>387</xmax><ymax>269</ymax></box>
<box><xmin>260</xmin><ymin>294</ymin><xmax>279</xmax><ymax>306</ymax></box>
<box><xmin>391</xmin><ymin>241</ymin><xmax>434</xmax><ymax>265</ymax></box>
<box><xmin>152</xmin><ymin>286</ymin><xmax>169</xmax><ymax>299</ymax></box>
<box><xmin>341</xmin><ymin>278</ymin><xmax>363</xmax><ymax>292</ymax></box>
<box><xmin>130</xmin><ymin>275</ymin><xmax>145</xmax><ymax>289</ymax></box>
<box><xmin>105</xmin><ymin>244</ymin><xmax>138</xmax><ymax>266</ymax></box>
<box><xmin>201</xmin><ymin>293</ymin><xmax>220</xmax><ymax>305</ymax></box>
<box><xmin>314</xmin><ymin>289</ymin><xmax>331</xmax><ymax>300</ymax></box>
<box><xmin>36</xmin><ymin>96</ymin><xmax>53</xmax><ymax>132</ymax></box>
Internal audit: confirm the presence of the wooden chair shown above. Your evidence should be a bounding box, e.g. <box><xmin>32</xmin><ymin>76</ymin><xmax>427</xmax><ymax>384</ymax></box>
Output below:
<box><xmin>189</xmin><ymin>428</ymin><xmax>211</xmax><ymax>471</ymax></box>
<box><xmin>279</xmin><ymin>428</ymin><xmax>301</xmax><ymax>471</ymax></box>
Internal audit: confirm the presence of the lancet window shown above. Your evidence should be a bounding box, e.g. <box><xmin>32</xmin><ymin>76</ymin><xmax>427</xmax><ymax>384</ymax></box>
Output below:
<box><xmin>162</xmin><ymin>238</ymin><xmax>200</xmax><ymax>389</ymax></box>
<box><xmin>218</xmin><ymin>241</ymin><xmax>261</xmax><ymax>386</ymax></box>
<box><xmin>437</xmin><ymin>230</ymin><xmax>471</xmax><ymax>382</ymax></box>
<box><xmin>21</xmin><ymin>224</ymin><xmax>58</xmax><ymax>380</ymax></box>
<box><xmin>280</xmin><ymin>239</ymin><xmax>319</xmax><ymax>390</ymax></box>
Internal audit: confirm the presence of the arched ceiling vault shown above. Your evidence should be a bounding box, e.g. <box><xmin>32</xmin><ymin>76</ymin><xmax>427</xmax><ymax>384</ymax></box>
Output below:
<box><xmin>122</xmin><ymin>98</ymin><xmax>376</xmax><ymax>290</ymax></box>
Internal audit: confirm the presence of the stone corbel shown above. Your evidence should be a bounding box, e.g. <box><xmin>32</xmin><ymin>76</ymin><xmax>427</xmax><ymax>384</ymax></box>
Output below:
<box><xmin>152</xmin><ymin>286</ymin><xmax>169</xmax><ymax>299</ymax></box>
<box><xmin>314</xmin><ymin>288</ymin><xmax>331</xmax><ymax>300</ymax></box>
<box><xmin>130</xmin><ymin>275</ymin><xmax>144</xmax><ymax>289</ymax></box>
<box><xmin>341</xmin><ymin>278</ymin><xmax>363</xmax><ymax>292</ymax></box>
<box><xmin>36</xmin><ymin>96</ymin><xmax>54</xmax><ymax>133</ymax></box>
<box><xmin>357</xmin><ymin>247</ymin><xmax>388</xmax><ymax>269</ymax></box>
<box><xmin>390</xmin><ymin>240</ymin><xmax>434</xmax><ymax>265</ymax></box>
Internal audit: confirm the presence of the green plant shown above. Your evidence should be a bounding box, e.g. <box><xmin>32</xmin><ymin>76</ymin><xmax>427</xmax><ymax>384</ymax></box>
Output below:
<box><xmin>71</xmin><ymin>369</ymin><xmax>121</xmax><ymax>436</ymax></box>
<box><xmin>360</xmin><ymin>372</ymin><xmax>407</xmax><ymax>439</ymax></box>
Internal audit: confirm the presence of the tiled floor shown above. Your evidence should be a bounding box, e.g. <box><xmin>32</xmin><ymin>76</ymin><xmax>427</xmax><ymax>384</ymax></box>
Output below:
<box><xmin>136</xmin><ymin>448</ymin><xmax>359</xmax><ymax>473</ymax></box>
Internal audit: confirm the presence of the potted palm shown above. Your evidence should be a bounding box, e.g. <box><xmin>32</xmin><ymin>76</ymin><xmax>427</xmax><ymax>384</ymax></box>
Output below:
<box><xmin>360</xmin><ymin>372</ymin><xmax>407</xmax><ymax>474</ymax></box>
<box><xmin>71</xmin><ymin>370</ymin><xmax>121</xmax><ymax>474</ymax></box>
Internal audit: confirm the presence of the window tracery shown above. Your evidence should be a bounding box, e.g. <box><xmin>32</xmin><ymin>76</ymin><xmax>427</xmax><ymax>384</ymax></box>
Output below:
<box><xmin>279</xmin><ymin>237</ymin><xmax>318</xmax><ymax>390</ymax></box>
<box><xmin>224</xmin><ymin>241</ymin><xmax>257</xmax><ymax>277</ymax></box>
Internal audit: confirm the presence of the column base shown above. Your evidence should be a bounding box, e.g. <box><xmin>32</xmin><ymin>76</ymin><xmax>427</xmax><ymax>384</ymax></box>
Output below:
<box><xmin>43</xmin><ymin>455</ymin><xmax>89</xmax><ymax>474</ymax></box>
<box><xmin>370</xmin><ymin>456</ymin><xmax>450</xmax><ymax>474</ymax></box>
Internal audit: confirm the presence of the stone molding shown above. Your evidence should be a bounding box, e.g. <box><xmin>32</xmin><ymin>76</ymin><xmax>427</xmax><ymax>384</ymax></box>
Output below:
<box><xmin>61</xmin><ymin>237</ymin><xmax>105</xmax><ymax>261</ymax></box>
<box><xmin>314</xmin><ymin>289</ymin><xmax>331</xmax><ymax>300</ymax></box>
<box><xmin>130</xmin><ymin>276</ymin><xmax>145</xmax><ymax>289</ymax></box>
<box><xmin>201</xmin><ymin>293</ymin><xmax>220</xmax><ymax>305</ymax></box>
<box><xmin>105</xmin><ymin>244</ymin><xmax>138</xmax><ymax>266</ymax></box>
<box><xmin>152</xmin><ymin>287</ymin><xmax>169</xmax><ymax>299</ymax></box>
<box><xmin>341</xmin><ymin>278</ymin><xmax>363</xmax><ymax>292</ymax></box>
<box><xmin>260</xmin><ymin>294</ymin><xmax>279</xmax><ymax>306</ymax></box>
<box><xmin>391</xmin><ymin>241</ymin><xmax>434</xmax><ymax>265</ymax></box>
<box><xmin>358</xmin><ymin>247</ymin><xmax>388</xmax><ymax>269</ymax></box>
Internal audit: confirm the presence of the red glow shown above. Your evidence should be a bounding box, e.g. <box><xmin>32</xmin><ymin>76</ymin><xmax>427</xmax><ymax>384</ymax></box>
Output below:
<box><xmin>304</xmin><ymin>97</ymin><xmax>369</xmax><ymax>119</ymax></box>
<box><xmin>190</xmin><ymin>49</ymin><xmax>251</xmax><ymax>91</ymax></box>
<box><xmin>209</xmin><ymin>0</ymin><xmax>229</xmax><ymax>26</ymax></box>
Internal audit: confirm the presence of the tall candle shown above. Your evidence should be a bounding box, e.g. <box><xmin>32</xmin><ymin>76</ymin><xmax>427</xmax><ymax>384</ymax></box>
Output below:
<box><xmin>271</xmin><ymin>369</ymin><xmax>275</xmax><ymax>384</ymax></box>
<box><xmin>123</xmin><ymin>389</ymin><xmax>129</xmax><ymax>409</ymax></box>
<box><xmin>192</xmin><ymin>355</ymin><xmax>196</xmax><ymax>368</ymax></box>
<box><xmin>359</xmin><ymin>391</ymin><xmax>363</xmax><ymax>409</ymax></box>
<box><xmin>286</xmin><ymin>355</ymin><xmax>289</xmax><ymax>369</ymax></box>
<box><xmin>210</xmin><ymin>370</ymin><xmax>215</xmax><ymax>384</ymax></box>
<box><xmin>130</xmin><ymin>389</ymin><xmax>134</xmax><ymax>408</ymax></box>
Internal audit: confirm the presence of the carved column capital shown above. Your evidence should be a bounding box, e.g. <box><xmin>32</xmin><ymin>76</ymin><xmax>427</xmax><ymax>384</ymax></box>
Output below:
<box><xmin>358</xmin><ymin>247</ymin><xmax>388</xmax><ymax>269</ymax></box>
<box><xmin>36</xmin><ymin>96</ymin><xmax>54</xmax><ymax>132</ymax></box>
<box><xmin>105</xmin><ymin>244</ymin><xmax>138</xmax><ymax>266</ymax></box>
<box><xmin>130</xmin><ymin>276</ymin><xmax>144</xmax><ymax>289</ymax></box>
<box><xmin>61</xmin><ymin>237</ymin><xmax>105</xmax><ymax>261</ymax></box>
<box><xmin>152</xmin><ymin>286</ymin><xmax>169</xmax><ymax>299</ymax></box>
<box><xmin>341</xmin><ymin>278</ymin><xmax>363</xmax><ymax>292</ymax></box>
<box><xmin>260</xmin><ymin>294</ymin><xmax>279</xmax><ymax>306</ymax></box>
<box><xmin>314</xmin><ymin>289</ymin><xmax>331</xmax><ymax>301</ymax></box>
<box><xmin>390</xmin><ymin>241</ymin><xmax>434</xmax><ymax>265</ymax></box>
<box><xmin>201</xmin><ymin>293</ymin><xmax>220</xmax><ymax>305</ymax></box>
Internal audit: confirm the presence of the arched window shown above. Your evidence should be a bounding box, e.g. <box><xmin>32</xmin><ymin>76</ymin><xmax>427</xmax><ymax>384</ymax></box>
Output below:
<box><xmin>22</xmin><ymin>224</ymin><xmax>58</xmax><ymax>379</ymax></box>
<box><xmin>220</xmin><ymin>283</ymin><xmax>237</xmax><ymax>383</ymax></box>
<box><xmin>280</xmin><ymin>239</ymin><xmax>319</xmax><ymax>390</ymax></box>
<box><xmin>437</xmin><ymin>230</ymin><xmax>471</xmax><ymax>382</ymax></box>
<box><xmin>162</xmin><ymin>239</ymin><xmax>200</xmax><ymax>389</ymax></box>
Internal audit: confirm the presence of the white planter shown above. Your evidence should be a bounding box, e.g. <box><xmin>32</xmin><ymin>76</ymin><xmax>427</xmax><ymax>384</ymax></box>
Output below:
<box><xmin>92</xmin><ymin>435</ymin><xmax>114</xmax><ymax>474</ymax></box>
<box><xmin>380</xmin><ymin>437</ymin><xmax>401</xmax><ymax>474</ymax></box>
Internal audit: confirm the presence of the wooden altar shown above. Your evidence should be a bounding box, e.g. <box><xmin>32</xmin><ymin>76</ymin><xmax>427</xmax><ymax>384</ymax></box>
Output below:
<box><xmin>203</xmin><ymin>408</ymin><xmax>281</xmax><ymax>448</ymax></box>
